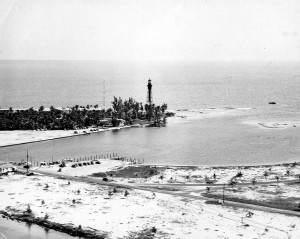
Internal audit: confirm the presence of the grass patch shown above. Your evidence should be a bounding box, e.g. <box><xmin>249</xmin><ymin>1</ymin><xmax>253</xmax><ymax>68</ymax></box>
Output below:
<box><xmin>91</xmin><ymin>166</ymin><xmax>162</xmax><ymax>178</ymax></box>
<box><xmin>90</xmin><ymin>172</ymin><xmax>107</xmax><ymax>178</ymax></box>
<box><xmin>203</xmin><ymin>193</ymin><xmax>300</xmax><ymax>211</ymax></box>
<box><xmin>124</xmin><ymin>227</ymin><xmax>168</xmax><ymax>239</ymax></box>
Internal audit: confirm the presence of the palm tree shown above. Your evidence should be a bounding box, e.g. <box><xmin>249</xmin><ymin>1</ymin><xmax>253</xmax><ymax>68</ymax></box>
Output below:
<box><xmin>161</xmin><ymin>103</ymin><xmax>168</xmax><ymax>113</ymax></box>
<box><xmin>50</xmin><ymin>106</ymin><xmax>56</xmax><ymax>112</ymax></box>
<box><xmin>112</xmin><ymin>96</ymin><xmax>123</xmax><ymax>118</ymax></box>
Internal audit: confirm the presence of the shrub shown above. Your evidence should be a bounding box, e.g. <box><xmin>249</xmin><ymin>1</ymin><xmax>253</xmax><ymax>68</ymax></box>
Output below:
<box><xmin>41</xmin><ymin>199</ymin><xmax>45</xmax><ymax>205</ymax></box>
<box><xmin>26</xmin><ymin>204</ymin><xmax>32</xmax><ymax>214</ymax></box>
<box><xmin>286</xmin><ymin>170</ymin><xmax>290</xmax><ymax>176</ymax></box>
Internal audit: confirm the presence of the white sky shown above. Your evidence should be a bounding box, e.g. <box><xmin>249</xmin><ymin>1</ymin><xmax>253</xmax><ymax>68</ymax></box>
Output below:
<box><xmin>0</xmin><ymin>0</ymin><xmax>299</xmax><ymax>62</ymax></box>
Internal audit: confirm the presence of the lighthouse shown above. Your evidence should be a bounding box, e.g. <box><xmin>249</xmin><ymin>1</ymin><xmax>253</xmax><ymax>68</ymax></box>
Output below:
<box><xmin>147</xmin><ymin>79</ymin><xmax>153</xmax><ymax>105</ymax></box>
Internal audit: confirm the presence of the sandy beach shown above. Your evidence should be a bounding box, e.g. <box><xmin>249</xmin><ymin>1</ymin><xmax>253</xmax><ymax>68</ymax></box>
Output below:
<box><xmin>243</xmin><ymin>121</ymin><xmax>300</xmax><ymax>129</ymax></box>
<box><xmin>169</xmin><ymin>107</ymin><xmax>252</xmax><ymax>123</ymax></box>
<box><xmin>0</xmin><ymin>174</ymin><xmax>299</xmax><ymax>239</ymax></box>
<box><xmin>1</xmin><ymin>160</ymin><xmax>300</xmax><ymax>238</ymax></box>
<box><xmin>1</xmin><ymin>0</ymin><xmax>300</xmax><ymax>238</ymax></box>
<box><xmin>0</xmin><ymin>126</ymin><xmax>131</xmax><ymax>148</ymax></box>
<box><xmin>0</xmin><ymin>107</ymin><xmax>253</xmax><ymax>148</ymax></box>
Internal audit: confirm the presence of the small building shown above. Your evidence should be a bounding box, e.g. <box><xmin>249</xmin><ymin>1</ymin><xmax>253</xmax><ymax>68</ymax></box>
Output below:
<box><xmin>98</xmin><ymin>119</ymin><xmax>110</xmax><ymax>126</ymax></box>
<box><xmin>0</xmin><ymin>163</ymin><xmax>16</xmax><ymax>175</ymax></box>
<box><xmin>117</xmin><ymin>118</ymin><xmax>126</xmax><ymax>126</ymax></box>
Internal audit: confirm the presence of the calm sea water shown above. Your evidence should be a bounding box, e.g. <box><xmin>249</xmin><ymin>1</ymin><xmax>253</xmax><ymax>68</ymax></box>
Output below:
<box><xmin>1</xmin><ymin>60</ymin><xmax>299</xmax><ymax>111</ymax></box>
<box><xmin>0</xmin><ymin>60</ymin><xmax>300</xmax><ymax>166</ymax></box>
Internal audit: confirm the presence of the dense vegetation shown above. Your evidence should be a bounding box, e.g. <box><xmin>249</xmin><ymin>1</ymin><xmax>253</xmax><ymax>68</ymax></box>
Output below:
<box><xmin>0</xmin><ymin>97</ymin><xmax>169</xmax><ymax>130</ymax></box>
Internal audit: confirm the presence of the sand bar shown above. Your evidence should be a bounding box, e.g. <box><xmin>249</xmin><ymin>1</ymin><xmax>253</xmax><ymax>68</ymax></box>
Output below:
<box><xmin>0</xmin><ymin>126</ymin><xmax>131</xmax><ymax>147</ymax></box>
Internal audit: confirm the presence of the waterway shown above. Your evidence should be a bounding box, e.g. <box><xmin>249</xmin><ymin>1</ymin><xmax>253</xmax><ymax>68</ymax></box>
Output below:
<box><xmin>0</xmin><ymin>217</ymin><xmax>81</xmax><ymax>239</ymax></box>
<box><xmin>1</xmin><ymin>61</ymin><xmax>300</xmax><ymax>166</ymax></box>
<box><xmin>0</xmin><ymin>61</ymin><xmax>300</xmax><ymax>238</ymax></box>
<box><xmin>1</xmin><ymin>109</ymin><xmax>300</xmax><ymax>166</ymax></box>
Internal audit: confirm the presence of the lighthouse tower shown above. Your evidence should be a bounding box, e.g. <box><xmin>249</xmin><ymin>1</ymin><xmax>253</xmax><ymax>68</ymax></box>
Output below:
<box><xmin>147</xmin><ymin>79</ymin><xmax>153</xmax><ymax>105</ymax></box>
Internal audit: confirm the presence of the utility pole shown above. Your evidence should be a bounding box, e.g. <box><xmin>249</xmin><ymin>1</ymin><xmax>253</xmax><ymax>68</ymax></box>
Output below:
<box><xmin>222</xmin><ymin>183</ymin><xmax>225</xmax><ymax>204</ymax></box>
<box><xmin>26</xmin><ymin>149</ymin><xmax>29</xmax><ymax>173</ymax></box>
<box><xmin>103</xmin><ymin>80</ymin><xmax>106</xmax><ymax>118</ymax></box>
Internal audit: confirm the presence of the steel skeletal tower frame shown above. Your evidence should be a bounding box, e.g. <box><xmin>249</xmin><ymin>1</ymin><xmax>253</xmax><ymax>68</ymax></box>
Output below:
<box><xmin>103</xmin><ymin>80</ymin><xmax>106</xmax><ymax>110</ymax></box>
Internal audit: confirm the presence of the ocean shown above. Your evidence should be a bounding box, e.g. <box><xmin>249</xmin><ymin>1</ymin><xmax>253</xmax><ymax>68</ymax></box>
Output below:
<box><xmin>0</xmin><ymin>60</ymin><xmax>300</xmax><ymax>166</ymax></box>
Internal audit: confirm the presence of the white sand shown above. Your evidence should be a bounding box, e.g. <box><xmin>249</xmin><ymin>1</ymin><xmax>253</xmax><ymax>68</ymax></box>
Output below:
<box><xmin>243</xmin><ymin>121</ymin><xmax>300</xmax><ymax>129</ymax></box>
<box><xmin>0</xmin><ymin>108</ymin><xmax>252</xmax><ymax>147</ymax></box>
<box><xmin>0</xmin><ymin>130</ymin><xmax>76</xmax><ymax>147</ymax></box>
<box><xmin>35</xmin><ymin>158</ymin><xmax>128</xmax><ymax>177</ymax></box>
<box><xmin>108</xmin><ymin>164</ymin><xmax>300</xmax><ymax>185</ymax></box>
<box><xmin>217</xmin><ymin>183</ymin><xmax>300</xmax><ymax>203</ymax></box>
<box><xmin>170</xmin><ymin>108</ymin><xmax>251</xmax><ymax>123</ymax></box>
<box><xmin>0</xmin><ymin>126</ymin><xmax>131</xmax><ymax>147</ymax></box>
<box><xmin>1</xmin><ymin>174</ymin><xmax>299</xmax><ymax>239</ymax></box>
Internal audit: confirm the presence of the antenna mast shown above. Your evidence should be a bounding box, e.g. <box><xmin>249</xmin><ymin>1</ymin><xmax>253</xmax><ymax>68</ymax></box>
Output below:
<box><xmin>103</xmin><ymin>80</ymin><xmax>106</xmax><ymax>110</ymax></box>
<box><xmin>103</xmin><ymin>80</ymin><xmax>106</xmax><ymax>118</ymax></box>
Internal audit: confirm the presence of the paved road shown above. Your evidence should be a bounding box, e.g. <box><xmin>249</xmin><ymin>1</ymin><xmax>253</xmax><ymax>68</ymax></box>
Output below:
<box><xmin>23</xmin><ymin>168</ymin><xmax>300</xmax><ymax>218</ymax></box>
<box><xmin>135</xmin><ymin>178</ymin><xmax>300</xmax><ymax>187</ymax></box>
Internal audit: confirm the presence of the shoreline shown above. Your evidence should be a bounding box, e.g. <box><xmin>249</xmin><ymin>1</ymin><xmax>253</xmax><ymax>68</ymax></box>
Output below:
<box><xmin>0</xmin><ymin>210</ymin><xmax>105</xmax><ymax>239</ymax></box>
<box><xmin>242</xmin><ymin>120</ymin><xmax>300</xmax><ymax>129</ymax></box>
<box><xmin>0</xmin><ymin>107</ymin><xmax>250</xmax><ymax>148</ymax></box>
<box><xmin>0</xmin><ymin>126</ymin><xmax>132</xmax><ymax>148</ymax></box>
<box><xmin>1</xmin><ymin>162</ymin><xmax>300</xmax><ymax>239</ymax></box>
<box><xmin>143</xmin><ymin>161</ymin><xmax>300</xmax><ymax>169</ymax></box>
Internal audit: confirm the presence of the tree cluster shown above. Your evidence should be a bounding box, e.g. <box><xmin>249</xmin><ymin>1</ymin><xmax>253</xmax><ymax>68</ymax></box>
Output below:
<box><xmin>111</xmin><ymin>96</ymin><xmax>168</xmax><ymax>126</ymax></box>
<box><xmin>0</xmin><ymin>97</ymin><xmax>168</xmax><ymax>130</ymax></box>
